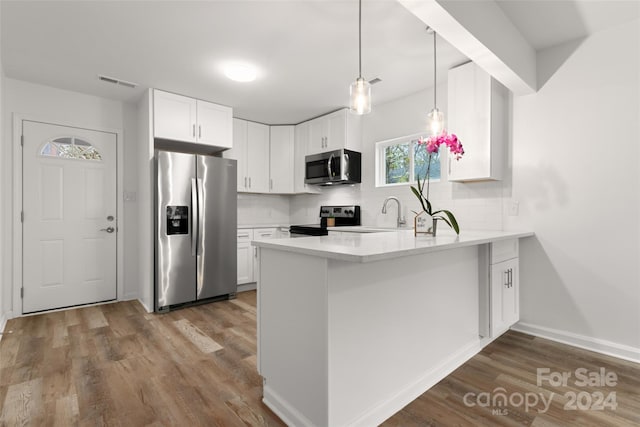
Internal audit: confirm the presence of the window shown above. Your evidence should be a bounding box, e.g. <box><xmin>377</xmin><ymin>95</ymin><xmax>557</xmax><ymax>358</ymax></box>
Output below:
<box><xmin>40</xmin><ymin>137</ymin><xmax>102</xmax><ymax>161</ymax></box>
<box><xmin>375</xmin><ymin>133</ymin><xmax>441</xmax><ymax>187</ymax></box>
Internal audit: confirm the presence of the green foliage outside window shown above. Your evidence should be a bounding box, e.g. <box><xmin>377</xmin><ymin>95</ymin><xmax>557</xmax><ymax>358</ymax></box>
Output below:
<box><xmin>381</xmin><ymin>138</ymin><xmax>440</xmax><ymax>186</ymax></box>
<box><xmin>385</xmin><ymin>144</ymin><xmax>409</xmax><ymax>183</ymax></box>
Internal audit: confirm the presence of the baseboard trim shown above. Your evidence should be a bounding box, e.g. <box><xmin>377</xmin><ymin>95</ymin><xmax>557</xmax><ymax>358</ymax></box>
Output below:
<box><xmin>137</xmin><ymin>298</ymin><xmax>153</xmax><ymax>313</ymax></box>
<box><xmin>350</xmin><ymin>340</ymin><xmax>483</xmax><ymax>427</ymax></box>
<box><xmin>512</xmin><ymin>322</ymin><xmax>640</xmax><ymax>364</ymax></box>
<box><xmin>0</xmin><ymin>312</ymin><xmax>7</xmax><ymax>343</ymax></box>
<box><xmin>121</xmin><ymin>293</ymin><xmax>139</xmax><ymax>301</ymax></box>
<box><xmin>263</xmin><ymin>385</ymin><xmax>316</xmax><ymax>427</ymax></box>
<box><xmin>237</xmin><ymin>283</ymin><xmax>257</xmax><ymax>293</ymax></box>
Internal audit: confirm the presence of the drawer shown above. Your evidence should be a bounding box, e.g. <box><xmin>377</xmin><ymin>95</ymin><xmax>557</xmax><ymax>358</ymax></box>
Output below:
<box><xmin>491</xmin><ymin>239</ymin><xmax>518</xmax><ymax>264</ymax></box>
<box><xmin>237</xmin><ymin>229</ymin><xmax>253</xmax><ymax>242</ymax></box>
<box><xmin>254</xmin><ymin>227</ymin><xmax>277</xmax><ymax>240</ymax></box>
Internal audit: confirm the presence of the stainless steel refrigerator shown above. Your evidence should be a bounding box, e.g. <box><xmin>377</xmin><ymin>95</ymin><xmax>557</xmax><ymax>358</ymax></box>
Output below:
<box><xmin>155</xmin><ymin>150</ymin><xmax>237</xmax><ymax>312</ymax></box>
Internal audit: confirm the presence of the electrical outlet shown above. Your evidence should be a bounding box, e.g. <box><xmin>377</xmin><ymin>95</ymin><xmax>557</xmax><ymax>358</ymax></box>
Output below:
<box><xmin>508</xmin><ymin>200</ymin><xmax>519</xmax><ymax>216</ymax></box>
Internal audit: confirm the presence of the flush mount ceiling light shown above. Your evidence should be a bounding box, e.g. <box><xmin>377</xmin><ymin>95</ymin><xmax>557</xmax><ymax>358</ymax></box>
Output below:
<box><xmin>349</xmin><ymin>0</ymin><xmax>371</xmax><ymax>115</ymax></box>
<box><xmin>223</xmin><ymin>62</ymin><xmax>257</xmax><ymax>82</ymax></box>
<box><xmin>427</xmin><ymin>27</ymin><xmax>444</xmax><ymax>136</ymax></box>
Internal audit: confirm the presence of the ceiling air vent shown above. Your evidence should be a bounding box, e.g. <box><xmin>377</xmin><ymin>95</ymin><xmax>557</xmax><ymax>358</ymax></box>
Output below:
<box><xmin>98</xmin><ymin>75</ymin><xmax>138</xmax><ymax>89</ymax></box>
<box><xmin>369</xmin><ymin>78</ymin><xmax>382</xmax><ymax>85</ymax></box>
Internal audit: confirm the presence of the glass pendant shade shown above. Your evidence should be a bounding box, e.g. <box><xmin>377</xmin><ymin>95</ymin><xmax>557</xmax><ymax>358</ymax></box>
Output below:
<box><xmin>427</xmin><ymin>107</ymin><xmax>444</xmax><ymax>136</ymax></box>
<box><xmin>350</xmin><ymin>77</ymin><xmax>371</xmax><ymax>115</ymax></box>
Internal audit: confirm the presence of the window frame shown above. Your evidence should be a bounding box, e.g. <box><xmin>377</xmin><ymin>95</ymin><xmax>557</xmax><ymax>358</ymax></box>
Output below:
<box><xmin>375</xmin><ymin>132</ymin><xmax>446</xmax><ymax>188</ymax></box>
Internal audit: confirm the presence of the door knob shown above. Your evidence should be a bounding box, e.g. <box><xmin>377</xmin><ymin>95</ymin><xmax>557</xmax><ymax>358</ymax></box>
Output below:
<box><xmin>100</xmin><ymin>227</ymin><xmax>115</xmax><ymax>233</ymax></box>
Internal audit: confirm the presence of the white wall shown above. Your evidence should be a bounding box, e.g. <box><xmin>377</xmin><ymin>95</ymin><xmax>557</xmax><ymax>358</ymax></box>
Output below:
<box><xmin>0</xmin><ymin>2</ymin><xmax>5</xmax><ymax>332</ymax></box>
<box><xmin>122</xmin><ymin>102</ymin><xmax>140</xmax><ymax>299</ymax></box>
<box><xmin>291</xmin><ymin>84</ymin><xmax>507</xmax><ymax>231</ymax></box>
<box><xmin>2</xmin><ymin>78</ymin><xmax>140</xmax><ymax>317</ymax></box>
<box><xmin>507</xmin><ymin>20</ymin><xmax>640</xmax><ymax>353</ymax></box>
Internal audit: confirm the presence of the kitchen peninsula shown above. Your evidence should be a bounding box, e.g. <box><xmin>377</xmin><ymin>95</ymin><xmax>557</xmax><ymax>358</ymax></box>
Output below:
<box><xmin>253</xmin><ymin>229</ymin><xmax>533</xmax><ymax>427</ymax></box>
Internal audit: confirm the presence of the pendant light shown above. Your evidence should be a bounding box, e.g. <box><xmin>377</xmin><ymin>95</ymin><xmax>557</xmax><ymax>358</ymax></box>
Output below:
<box><xmin>349</xmin><ymin>0</ymin><xmax>371</xmax><ymax>115</ymax></box>
<box><xmin>427</xmin><ymin>27</ymin><xmax>444</xmax><ymax>135</ymax></box>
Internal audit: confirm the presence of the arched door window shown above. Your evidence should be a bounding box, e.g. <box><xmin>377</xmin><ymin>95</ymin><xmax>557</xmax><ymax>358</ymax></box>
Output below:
<box><xmin>40</xmin><ymin>137</ymin><xmax>102</xmax><ymax>161</ymax></box>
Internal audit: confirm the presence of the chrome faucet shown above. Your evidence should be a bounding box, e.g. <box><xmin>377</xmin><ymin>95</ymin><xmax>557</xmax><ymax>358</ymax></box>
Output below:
<box><xmin>381</xmin><ymin>196</ymin><xmax>406</xmax><ymax>228</ymax></box>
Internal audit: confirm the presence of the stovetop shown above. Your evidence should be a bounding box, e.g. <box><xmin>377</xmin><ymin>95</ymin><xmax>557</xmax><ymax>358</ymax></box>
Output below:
<box><xmin>289</xmin><ymin>224</ymin><xmax>328</xmax><ymax>236</ymax></box>
<box><xmin>290</xmin><ymin>205</ymin><xmax>361</xmax><ymax>236</ymax></box>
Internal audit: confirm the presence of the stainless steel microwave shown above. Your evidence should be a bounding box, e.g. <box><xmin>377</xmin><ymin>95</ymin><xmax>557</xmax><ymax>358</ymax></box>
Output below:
<box><xmin>305</xmin><ymin>149</ymin><xmax>362</xmax><ymax>185</ymax></box>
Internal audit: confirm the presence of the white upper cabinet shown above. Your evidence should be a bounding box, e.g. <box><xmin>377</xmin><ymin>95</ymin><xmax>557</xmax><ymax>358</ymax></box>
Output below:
<box><xmin>226</xmin><ymin>119</ymin><xmax>248</xmax><ymax>192</ymax></box>
<box><xmin>153</xmin><ymin>90</ymin><xmax>197</xmax><ymax>142</ymax></box>
<box><xmin>246</xmin><ymin>122</ymin><xmax>270</xmax><ymax>193</ymax></box>
<box><xmin>293</xmin><ymin>122</ymin><xmax>319</xmax><ymax>194</ymax></box>
<box><xmin>153</xmin><ymin>89</ymin><xmax>232</xmax><ymax>150</ymax></box>
<box><xmin>269</xmin><ymin>126</ymin><xmax>294</xmax><ymax>194</ymax></box>
<box><xmin>228</xmin><ymin>119</ymin><xmax>295</xmax><ymax>194</ymax></box>
<box><xmin>196</xmin><ymin>99</ymin><xmax>233</xmax><ymax>148</ymax></box>
<box><xmin>447</xmin><ymin>62</ymin><xmax>507</xmax><ymax>182</ymax></box>
<box><xmin>306</xmin><ymin>109</ymin><xmax>362</xmax><ymax>155</ymax></box>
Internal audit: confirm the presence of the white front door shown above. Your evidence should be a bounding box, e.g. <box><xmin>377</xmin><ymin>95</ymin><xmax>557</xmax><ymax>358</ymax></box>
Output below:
<box><xmin>22</xmin><ymin>120</ymin><xmax>117</xmax><ymax>313</ymax></box>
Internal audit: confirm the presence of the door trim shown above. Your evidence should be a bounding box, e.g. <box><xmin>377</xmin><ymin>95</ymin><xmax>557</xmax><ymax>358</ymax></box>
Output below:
<box><xmin>12</xmin><ymin>114</ymin><xmax>125</xmax><ymax>317</ymax></box>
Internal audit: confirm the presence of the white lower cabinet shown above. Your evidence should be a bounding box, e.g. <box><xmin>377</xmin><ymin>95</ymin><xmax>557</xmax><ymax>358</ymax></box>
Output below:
<box><xmin>489</xmin><ymin>239</ymin><xmax>520</xmax><ymax>337</ymax></box>
<box><xmin>490</xmin><ymin>258</ymin><xmax>519</xmax><ymax>336</ymax></box>
<box><xmin>236</xmin><ymin>227</ymin><xmax>279</xmax><ymax>289</ymax></box>
<box><xmin>237</xmin><ymin>229</ymin><xmax>255</xmax><ymax>285</ymax></box>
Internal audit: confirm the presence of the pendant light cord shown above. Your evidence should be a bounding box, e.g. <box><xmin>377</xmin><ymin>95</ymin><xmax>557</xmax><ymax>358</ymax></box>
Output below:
<box><xmin>433</xmin><ymin>30</ymin><xmax>437</xmax><ymax>109</ymax></box>
<box><xmin>359</xmin><ymin>0</ymin><xmax>362</xmax><ymax>79</ymax></box>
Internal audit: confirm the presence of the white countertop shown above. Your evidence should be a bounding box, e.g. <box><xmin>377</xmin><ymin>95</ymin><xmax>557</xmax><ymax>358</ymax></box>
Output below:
<box><xmin>238</xmin><ymin>224</ymin><xmax>290</xmax><ymax>229</ymax></box>
<box><xmin>252</xmin><ymin>229</ymin><xmax>534</xmax><ymax>263</ymax></box>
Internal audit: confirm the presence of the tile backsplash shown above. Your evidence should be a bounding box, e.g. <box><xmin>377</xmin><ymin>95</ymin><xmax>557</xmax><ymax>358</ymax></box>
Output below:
<box><xmin>237</xmin><ymin>194</ymin><xmax>291</xmax><ymax>226</ymax></box>
<box><xmin>237</xmin><ymin>182</ymin><xmax>505</xmax><ymax>231</ymax></box>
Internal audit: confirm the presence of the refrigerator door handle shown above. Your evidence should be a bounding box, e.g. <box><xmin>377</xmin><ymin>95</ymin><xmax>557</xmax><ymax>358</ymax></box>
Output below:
<box><xmin>197</xmin><ymin>178</ymin><xmax>205</xmax><ymax>255</ymax></box>
<box><xmin>191</xmin><ymin>178</ymin><xmax>198</xmax><ymax>256</ymax></box>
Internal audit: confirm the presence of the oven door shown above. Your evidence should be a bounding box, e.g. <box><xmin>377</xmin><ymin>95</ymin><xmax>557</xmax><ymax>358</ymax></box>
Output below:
<box><xmin>305</xmin><ymin>151</ymin><xmax>342</xmax><ymax>184</ymax></box>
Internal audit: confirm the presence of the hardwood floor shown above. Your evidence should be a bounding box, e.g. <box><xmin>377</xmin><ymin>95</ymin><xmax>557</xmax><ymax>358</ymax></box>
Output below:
<box><xmin>1</xmin><ymin>291</ymin><xmax>638</xmax><ymax>426</ymax></box>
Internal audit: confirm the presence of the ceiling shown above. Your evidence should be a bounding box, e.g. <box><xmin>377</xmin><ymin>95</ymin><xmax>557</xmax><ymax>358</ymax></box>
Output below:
<box><xmin>2</xmin><ymin>1</ymin><xmax>638</xmax><ymax>124</ymax></box>
<box><xmin>495</xmin><ymin>0</ymin><xmax>640</xmax><ymax>51</ymax></box>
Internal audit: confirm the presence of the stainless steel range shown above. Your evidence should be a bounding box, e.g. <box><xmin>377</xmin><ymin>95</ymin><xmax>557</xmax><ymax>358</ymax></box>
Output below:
<box><xmin>290</xmin><ymin>205</ymin><xmax>361</xmax><ymax>237</ymax></box>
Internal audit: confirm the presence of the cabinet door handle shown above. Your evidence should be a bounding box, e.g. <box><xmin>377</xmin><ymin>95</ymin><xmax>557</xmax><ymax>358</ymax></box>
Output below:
<box><xmin>270</xmin><ymin>178</ymin><xmax>273</xmax><ymax>190</ymax></box>
<box><xmin>254</xmin><ymin>247</ymin><xmax>258</xmax><ymax>258</ymax></box>
<box><xmin>248</xmin><ymin>177</ymin><xmax>251</xmax><ymax>188</ymax></box>
<box><xmin>199</xmin><ymin>125</ymin><xmax>202</xmax><ymax>139</ymax></box>
<box><xmin>244</xmin><ymin>177</ymin><xmax>247</xmax><ymax>188</ymax></box>
<box><xmin>193</xmin><ymin>124</ymin><xmax>196</xmax><ymax>138</ymax></box>
<box><xmin>504</xmin><ymin>270</ymin><xmax>510</xmax><ymax>288</ymax></box>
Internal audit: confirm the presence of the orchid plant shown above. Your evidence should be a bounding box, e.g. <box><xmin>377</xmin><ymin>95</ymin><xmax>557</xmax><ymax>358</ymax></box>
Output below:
<box><xmin>411</xmin><ymin>130</ymin><xmax>464</xmax><ymax>234</ymax></box>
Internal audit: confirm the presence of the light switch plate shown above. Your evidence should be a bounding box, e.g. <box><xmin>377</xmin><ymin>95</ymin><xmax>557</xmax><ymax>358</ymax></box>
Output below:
<box><xmin>124</xmin><ymin>191</ymin><xmax>137</xmax><ymax>202</ymax></box>
<box><xmin>508</xmin><ymin>200</ymin><xmax>519</xmax><ymax>216</ymax></box>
